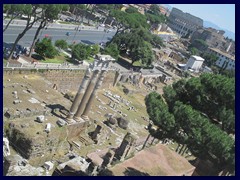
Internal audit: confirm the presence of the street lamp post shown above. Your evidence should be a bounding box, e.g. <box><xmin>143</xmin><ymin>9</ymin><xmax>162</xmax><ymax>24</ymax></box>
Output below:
<box><xmin>72</xmin><ymin>24</ymin><xmax>81</xmax><ymax>44</ymax></box>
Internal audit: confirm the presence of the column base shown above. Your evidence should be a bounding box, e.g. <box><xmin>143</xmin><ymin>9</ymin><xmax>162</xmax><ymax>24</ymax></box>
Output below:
<box><xmin>66</xmin><ymin>112</ymin><xmax>74</xmax><ymax>119</ymax></box>
<box><xmin>81</xmin><ymin>115</ymin><xmax>89</xmax><ymax>121</ymax></box>
<box><xmin>65</xmin><ymin>118</ymin><xmax>76</xmax><ymax>124</ymax></box>
<box><xmin>74</xmin><ymin>116</ymin><xmax>85</xmax><ymax>123</ymax></box>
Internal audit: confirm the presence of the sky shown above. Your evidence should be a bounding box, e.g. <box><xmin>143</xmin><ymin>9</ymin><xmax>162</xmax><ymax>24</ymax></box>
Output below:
<box><xmin>168</xmin><ymin>4</ymin><xmax>235</xmax><ymax>33</ymax></box>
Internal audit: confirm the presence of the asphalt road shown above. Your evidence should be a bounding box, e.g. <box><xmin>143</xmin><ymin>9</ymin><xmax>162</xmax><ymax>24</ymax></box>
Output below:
<box><xmin>3</xmin><ymin>25</ymin><xmax>116</xmax><ymax>47</ymax></box>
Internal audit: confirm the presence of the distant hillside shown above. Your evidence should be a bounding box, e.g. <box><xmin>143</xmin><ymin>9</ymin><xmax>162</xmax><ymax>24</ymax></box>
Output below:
<box><xmin>159</xmin><ymin>4</ymin><xmax>172</xmax><ymax>10</ymax></box>
<box><xmin>203</xmin><ymin>21</ymin><xmax>235</xmax><ymax>40</ymax></box>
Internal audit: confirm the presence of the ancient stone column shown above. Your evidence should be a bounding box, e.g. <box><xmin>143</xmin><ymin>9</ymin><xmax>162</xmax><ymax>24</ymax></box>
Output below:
<box><xmin>74</xmin><ymin>70</ymin><xmax>99</xmax><ymax>122</ymax></box>
<box><xmin>113</xmin><ymin>71</ymin><xmax>121</xmax><ymax>87</ymax></box>
<box><xmin>81</xmin><ymin>70</ymin><xmax>106</xmax><ymax>121</ymax></box>
<box><xmin>142</xmin><ymin>134</ymin><xmax>151</xmax><ymax>150</ymax></box>
<box><xmin>102</xmin><ymin>149</ymin><xmax>115</xmax><ymax>167</ymax></box>
<box><xmin>66</xmin><ymin>68</ymin><xmax>91</xmax><ymax>122</ymax></box>
<box><xmin>106</xmin><ymin>150</ymin><xmax>115</xmax><ymax>167</ymax></box>
<box><xmin>91</xmin><ymin>125</ymin><xmax>102</xmax><ymax>143</ymax></box>
<box><xmin>115</xmin><ymin>132</ymin><xmax>137</xmax><ymax>161</ymax></box>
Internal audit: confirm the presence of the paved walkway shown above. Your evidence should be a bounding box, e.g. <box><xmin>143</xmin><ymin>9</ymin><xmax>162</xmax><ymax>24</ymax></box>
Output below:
<box><xmin>3</xmin><ymin>19</ymin><xmax>112</xmax><ymax>32</ymax></box>
<box><xmin>17</xmin><ymin>57</ymin><xmax>29</xmax><ymax>64</ymax></box>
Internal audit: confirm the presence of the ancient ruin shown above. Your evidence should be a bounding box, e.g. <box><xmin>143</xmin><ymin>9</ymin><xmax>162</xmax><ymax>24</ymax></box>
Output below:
<box><xmin>3</xmin><ymin>54</ymin><xmax>196</xmax><ymax>176</ymax></box>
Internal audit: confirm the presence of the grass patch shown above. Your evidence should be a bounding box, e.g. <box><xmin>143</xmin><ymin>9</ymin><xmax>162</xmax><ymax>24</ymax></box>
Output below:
<box><xmin>3</xmin><ymin>59</ymin><xmax>8</xmax><ymax>66</ymax></box>
<box><xmin>34</xmin><ymin>53</ymin><xmax>67</xmax><ymax>64</ymax></box>
<box><xmin>44</xmin><ymin>55</ymin><xmax>65</xmax><ymax>63</ymax></box>
<box><xmin>132</xmin><ymin>61</ymin><xmax>142</xmax><ymax>66</ymax></box>
<box><xmin>87</xmin><ymin>56</ymin><xmax>94</xmax><ymax>63</ymax></box>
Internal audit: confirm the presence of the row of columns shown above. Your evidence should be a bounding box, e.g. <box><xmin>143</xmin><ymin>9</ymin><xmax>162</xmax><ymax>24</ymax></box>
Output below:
<box><xmin>66</xmin><ymin>69</ymin><xmax>106</xmax><ymax>124</ymax></box>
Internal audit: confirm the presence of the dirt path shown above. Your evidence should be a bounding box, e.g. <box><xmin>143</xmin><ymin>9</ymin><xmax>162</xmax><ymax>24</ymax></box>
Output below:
<box><xmin>110</xmin><ymin>144</ymin><xmax>194</xmax><ymax>176</ymax></box>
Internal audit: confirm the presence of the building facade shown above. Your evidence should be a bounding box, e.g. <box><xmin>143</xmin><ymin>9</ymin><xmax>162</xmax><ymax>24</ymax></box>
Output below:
<box><xmin>185</xmin><ymin>55</ymin><xmax>204</xmax><ymax>72</ymax></box>
<box><xmin>167</xmin><ymin>8</ymin><xmax>203</xmax><ymax>37</ymax></box>
<box><xmin>191</xmin><ymin>27</ymin><xmax>235</xmax><ymax>56</ymax></box>
<box><xmin>208</xmin><ymin>48</ymin><xmax>235</xmax><ymax>70</ymax></box>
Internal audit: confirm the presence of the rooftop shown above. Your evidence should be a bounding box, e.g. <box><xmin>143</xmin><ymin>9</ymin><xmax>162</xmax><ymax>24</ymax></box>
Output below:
<box><xmin>209</xmin><ymin>47</ymin><xmax>235</xmax><ymax>61</ymax></box>
<box><xmin>191</xmin><ymin>55</ymin><xmax>205</xmax><ymax>61</ymax></box>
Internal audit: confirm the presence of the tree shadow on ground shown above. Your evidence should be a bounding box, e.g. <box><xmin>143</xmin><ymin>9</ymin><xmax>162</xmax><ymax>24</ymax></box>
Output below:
<box><xmin>46</xmin><ymin>104</ymin><xmax>68</xmax><ymax>118</ymax></box>
<box><xmin>188</xmin><ymin>158</ymin><xmax>197</xmax><ymax>166</ymax></box>
<box><xmin>98</xmin><ymin>168</ymin><xmax>114</xmax><ymax>176</ymax></box>
<box><xmin>31</xmin><ymin>54</ymin><xmax>45</xmax><ymax>60</ymax></box>
<box><xmin>123</xmin><ymin>167</ymin><xmax>150</xmax><ymax>176</ymax></box>
<box><xmin>81</xmin><ymin>40</ymin><xmax>95</xmax><ymax>45</ymax></box>
<box><xmin>65</xmin><ymin>56</ymin><xmax>82</xmax><ymax>65</ymax></box>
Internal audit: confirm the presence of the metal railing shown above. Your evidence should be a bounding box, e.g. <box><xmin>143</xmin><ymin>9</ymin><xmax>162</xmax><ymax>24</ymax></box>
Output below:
<box><xmin>4</xmin><ymin>62</ymin><xmax>88</xmax><ymax>70</ymax></box>
<box><xmin>4</xmin><ymin>62</ymin><xmax>117</xmax><ymax>71</ymax></box>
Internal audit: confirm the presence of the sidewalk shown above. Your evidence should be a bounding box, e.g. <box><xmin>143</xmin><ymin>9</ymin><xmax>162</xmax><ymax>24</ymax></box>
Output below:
<box><xmin>17</xmin><ymin>57</ymin><xmax>29</xmax><ymax>64</ymax></box>
<box><xmin>3</xmin><ymin>19</ymin><xmax>107</xmax><ymax>32</ymax></box>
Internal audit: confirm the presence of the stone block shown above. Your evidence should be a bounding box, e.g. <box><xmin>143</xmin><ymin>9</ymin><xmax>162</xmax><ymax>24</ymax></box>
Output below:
<box><xmin>13</xmin><ymin>100</ymin><xmax>22</xmax><ymax>104</ymax></box>
<box><xmin>43</xmin><ymin>161</ymin><xmax>54</xmax><ymax>171</ymax></box>
<box><xmin>56</xmin><ymin>119</ymin><xmax>67</xmax><ymax>127</ymax></box>
<box><xmin>45</xmin><ymin>123</ymin><xmax>51</xmax><ymax>133</ymax></box>
<box><xmin>36</xmin><ymin>115</ymin><xmax>45</xmax><ymax>123</ymax></box>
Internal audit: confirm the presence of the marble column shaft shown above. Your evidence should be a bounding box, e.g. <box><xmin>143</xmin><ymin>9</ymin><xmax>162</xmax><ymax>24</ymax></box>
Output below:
<box><xmin>81</xmin><ymin>70</ymin><xmax>106</xmax><ymax>120</ymax></box>
<box><xmin>74</xmin><ymin>70</ymin><xmax>99</xmax><ymax>121</ymax></box>
<box><xmin>67</xmin><ymin>68</ymin><xmax>91</xmax><ymax>119</ymax></box>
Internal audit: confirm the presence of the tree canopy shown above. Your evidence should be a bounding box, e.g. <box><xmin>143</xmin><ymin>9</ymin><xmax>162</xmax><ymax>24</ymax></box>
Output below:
<box><xmin>102</xmin><ymin>43</ymin><xmax>119</xmax><ymax>59</ymax></box>
<box><xmin>202</xmin><ymin>52</ymin><xmax>218</xmax><ymax>67</ymax></box>
<box><xmin>107</xmin><ymin>27</ymin><xmax>164</xmax><ymax>66</ymax></box>
<box><xmin>55</xmin><ymin>39</ymin><xmax>68</xmax><ymax>50</ymax></box>
<box><xmin>145</xmin><ymin>12</ymin><xmax>166</xmax><ymax>25</ymax></box>
<box><xmin>109</xmin><ymin>10</ymin><xmax>150</xmax><ymax>35</ymax></box>
<box><xmin>108</xmin><ymin>27</ymin><xmax>156</xmax><ymax>66</ymax></box>
<box><xmin>145</xmin><ymin>73</ymin><xmax>235</xmax><ymax>174</ymax></box>
<box><xmin>148</xmin><ymin>4</ymin><xmax>161</xmax><ymax>16</ymax></box>
<box><xmin>6</xmin><ymin>4</ymin><xmax>43</xmax><ymax>60</ymax></box>
<box><xmin>29</xmin><ymin>4</ymin><xmax>69</xmax><ymax>57</ymax></box>
<box><xmin>71</xmin><ymin>43</ymin><xmax>99</xmax><ymax>61</ymax></box>
<box><xmin>35</xmin><ymin>37</ymin><xmax>58</xmax><ymax>58</ymax></box>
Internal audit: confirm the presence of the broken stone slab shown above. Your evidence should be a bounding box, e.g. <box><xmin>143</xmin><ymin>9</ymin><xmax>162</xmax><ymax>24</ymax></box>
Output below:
<box><xmin>45</xmin><ymin>123</ymin><xmax>51</xmax><ymax>133</ymax></box>
<box><xmin>72</xmin><ymin>141</ymin><xmax>81</xmax><ymax>149</ymax></box>
<box><xmin>22</xmin><ymin>89</ymin><xmax>28</xmax><ymax>93</ymax></box>
<box><xmin>56</xmin><ymin>118</ymin><xmax>67</xmax><ymax>127</ymax></box>
<box><xmin>12</xmin><ymin>91</ymin><xmax>17</xmax><ymax>95</ymax></box>
<box><xmin>28</xmin><ymin>97</ymin><xmax>40</xmax><ymax>104</ymax></box>
<box><xmin>13</xmin><ymin>100</ymin><xmax>22</xmax><ymax>104</ymax></box>
<box><xmin>21</xmin><ymin>123</ymin><xmax>29</xmax><ymax>128</ymax></box>
<box><xmin>43</xmin><ymin>109</ymin><xmax>51</xmax><ymax>115</ymax></box>
<box><xmin>43</xmin><ymin>161</ymin><xmax>54</xmax><ymax>171</ymax></box>
<box><xmin>35</xmin><ymin>115</ymin><xmax>45</xmax><ymax>123</ymax></box>
<box><xmin>3</xmin><ymin>137</ymin><xmax>10</xmax><ymax>157</ymax></box>
<box><xmin>27</xmin><ymin>89</ymin><xmax>36</xmax><ymax>94</ymax></box>
<box><xmin>117</xmin><ymin>117</ymin><xmax>129</xmax><ymax>130</ymax></box>
<box><xmin>13</xmin><ymin>166</ymin><xmax>21</xmax><ymax>172</ymax></box>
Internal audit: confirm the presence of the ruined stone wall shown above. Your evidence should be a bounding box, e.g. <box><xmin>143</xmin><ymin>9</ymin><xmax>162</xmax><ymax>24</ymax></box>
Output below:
<box><xmin>5</xmin><ymin>120</ymin><xmax>87</xmax><ymax>167</ymax></box>
<box><xmin>67</xmin><ymin>121</ymin><xmax>88</xmax><ymax>140</ymax></box>
<box><xmin>6</xmin><ymin>122</ymin><xmax>69</xmax><ymax>166</ymax></box>
<box><xmin>4</xmin><ymin>69</ymin><xmax>116</xmax><ymax>93</ymax></box>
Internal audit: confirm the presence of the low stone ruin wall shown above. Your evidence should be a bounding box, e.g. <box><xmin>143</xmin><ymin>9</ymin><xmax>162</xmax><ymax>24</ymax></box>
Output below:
<box><xmin>4</xmin><ymin>69</ymin><xmax>116</xmax><ymax>93</ymax></box>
